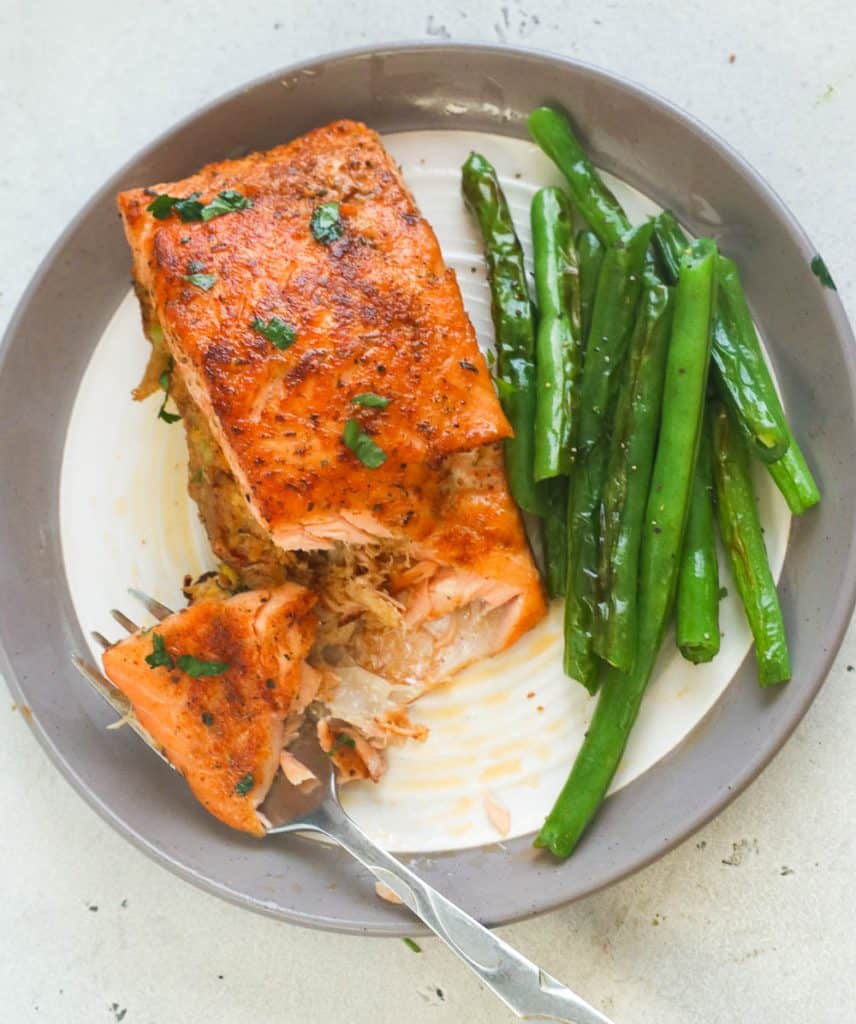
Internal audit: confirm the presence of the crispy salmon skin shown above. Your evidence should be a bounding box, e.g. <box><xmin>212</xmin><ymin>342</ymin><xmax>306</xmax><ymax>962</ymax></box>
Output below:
<box><xmin>101</xmin><ymin>585</ymin><xmax>316</xmax><ymax>836</ymax></box>
<box><xmin>118</xmin><ymin>120</ymin><xmax>511</xmax><ymax>550</ymax></box>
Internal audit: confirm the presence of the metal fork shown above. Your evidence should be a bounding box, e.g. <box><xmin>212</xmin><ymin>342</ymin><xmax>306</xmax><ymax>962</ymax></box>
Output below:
<box><xmin>75</xmin><ymin>589</ymin><xmax>615</xmax><ymax>1024</ymax></box>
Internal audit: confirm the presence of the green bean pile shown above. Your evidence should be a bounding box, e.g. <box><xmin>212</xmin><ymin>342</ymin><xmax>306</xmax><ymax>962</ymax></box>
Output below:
<box><xmin>462</xmin><ymin>106</ymin><xmax>819</xmax><ymax>859</ymax></box>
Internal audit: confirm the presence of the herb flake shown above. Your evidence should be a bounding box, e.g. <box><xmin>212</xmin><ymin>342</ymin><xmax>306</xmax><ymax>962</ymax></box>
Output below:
<box><xmin>351</xmin><ymin>392</ymin><xmax>391</xmax><ymax>409</ymax></box>
<box><xmin>183</xmin><ymin>271</ymin><xmax>217</xmax><ymax>291</ymax></box>
<box><xmin>157</xmin><ymin>358</ymin><xmax>181</xmax><ymax>424</ymax></box>
<box><xmin>250</xmin><ymin>315</ymin><xmax>296</xmax><ymax>351</ymax></box>
<box><xmin>146</xmin><ymin>189</ymin><xmax>251</xmax><ymax>224</ymax></box>
<box><xmin>402</xmin><ymin>938</ymin><xmax>422</xmax><ymax>953</ymax></box>
<box><xmin>201</xmin><ymin>711</ymin><xmax>215</xmax><ymax>727</ymax></box>
<box><xmin>176</xmin><ymin>655</ymin><xmax>230</xmax><ymax>678</ymax></box>
<box><xmin>310</xmin><ymin>202</ymin><xmax>343</xmax><ymax>244</ymax></box>
<box><xmin>145</xmin><ymin>633</ymin><xmax>174</xmax><ymax>670</ymax></box>
<box><xmin>234</xmin><ymin>773</ymin><xmax>254</xmax><ymax>796</ymax></box>
<box><xmin>201</xmin><ymin>189</ymin><xmax>253</xmax><ymax>221</ymax></box>
<box><xmin>343</xmin><ymin>418</ymin><xmax>387</xmax><ymax>468</ymax></box>
<box><xmin>811</xmin><ymin>255</ymin><xmax>836</xmax><ymax>290</ymax></box>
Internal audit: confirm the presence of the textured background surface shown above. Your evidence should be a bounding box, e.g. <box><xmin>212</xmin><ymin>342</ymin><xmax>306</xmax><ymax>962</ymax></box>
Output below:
<box><xmin>1</xmin><ymin>2</ymin><xmax>854</xmax><ymax>1021</ymax></box>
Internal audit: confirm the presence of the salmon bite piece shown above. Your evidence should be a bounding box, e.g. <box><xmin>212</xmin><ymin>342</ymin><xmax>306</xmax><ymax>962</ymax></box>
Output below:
<box><xmin>101</xmin><ymin>585</ymin><xmax>316</xmax><ymax>836</ymax></box>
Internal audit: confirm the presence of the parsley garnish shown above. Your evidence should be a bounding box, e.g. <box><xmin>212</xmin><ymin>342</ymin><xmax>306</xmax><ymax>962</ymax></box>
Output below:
<box><xmin>250</xmin><ymin>315</ymin><xmax>296</xmax><ymax>350</ymax></box>
<box><xmin>234</xmin><ymin>773</ymin><xmax>254</xmax><ymax>796</ymax></box>
<box><xmin>157</xmin><ymin>357</ymin><xmax>181</xmax><ymax>424</ymax></box>
<box><xmin>811</xmin><ymin>255</ymin><xmax>836</xmax><ymax>290</ymax></box>
<box><xmin>402</xmin><ymin>938</ymin><xmax>422</xmax><ymax>953</ymax></box>
<box><xmin>146</xmin><ymin>194</ymin><xmax>179</xmax><ymax>220</ymax></box>
<box><xmin>310</xmin><ymin>202</ymin><xmax>343</xmax><ymax>244</ymax></box>
<box><xmin>351</xmin><ymin>393</ymin><xmax>391</xmax><ymax>409</ymax></box>
<box><xmin>145</xmin><ymin>633</ymin><xmax>174</xmax><ymax>670</ymax></box>
<box><xmin>201</xmin><ymin>189</ymin><xmax>253</xmax><ymax>221</ymax></box>
<box><xmin>146</xmin><ymin>189</ymin><xmax>251</xmax><ymax>223</ymax></box>
<box><xmin>493</xmin><ymin>376</ymin><xmax>518</xmax><ymax>402</ymax></box>
<box><xmin>343</xmin><ymin>418</ymin><xmax>387</xmax><ymax>468</ymax></box>
<box><xmin>183</xmin><ymin>271</ymin><xmax>217</xmax><ymax>291</ymax></box>
<box><xmin>201</xmin><ymin>711</ymin><xmax>214</xmax><ymax>727</ymax></box>
<box><xmin>176</xmin><ymin>655</ymin><xmax>230</xmax><ymax>678</ymax></box>
<box><xmin>174</xmin><ymin>193</ymin><xmax>205</xmax><ymax>222</ymax></box>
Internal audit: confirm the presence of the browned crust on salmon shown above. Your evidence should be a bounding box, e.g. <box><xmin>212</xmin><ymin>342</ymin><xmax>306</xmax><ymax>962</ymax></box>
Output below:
<box><xmin>117</xmin><ymin>120</ymin><xmax>511</xmax><ymax>550</ymax></box>
<box><xmin>102</xmin><ymin>585</ymin><xmax>316</xmax><ymax>836</ymax></box>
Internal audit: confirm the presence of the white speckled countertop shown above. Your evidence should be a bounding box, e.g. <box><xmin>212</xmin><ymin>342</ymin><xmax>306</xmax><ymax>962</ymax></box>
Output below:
<box><xmin>2</xmin><ymin>3</ymin><xmax>855</xmax><ymax>1022</ymax></box>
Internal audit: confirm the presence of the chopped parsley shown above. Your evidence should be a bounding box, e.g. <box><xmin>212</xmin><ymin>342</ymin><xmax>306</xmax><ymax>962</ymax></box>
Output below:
<box><xmin>351</xmin><ymin>392</ymin><xmax>391</xmax><ymax>409</ymax></box>
<box><xmin>250</xmin><ymin>315</ymin><xmax>296</xmax><ymax>350</ymax></box>
<box><xmin>493</xmin><ymin>376</ymin><xmax>518</xmax><ymax>402</ymax></box>
<box><xmin>146</xmin><ymin>189</ymin><xmax>251</xmax><ymax>223</ymax></box>
<box><xmin>146</xmin><ymin>193</ymin><xmax>180</xmax><ymax>220</ymax></box>
<box><xmin>234</xmin><ymin>773</ymin><xmax>254</xmax><ymax>796</ymax></box>
<box><xmin>176</xmin><ymin>655</ymin><xmax>230</xmax><ymax>678</ymax></box>
<box><xmin>157</xmin><ymin>358</ymin><xmax>181</xmax><ymax>424</ymax></box>
<box><xmin>183</xmin><ymin>271</ymin><xmax>217</xmax><ymax>291</ymax></box>
<box><xmin>810</xmin><ymin>255</ymin><xmax>836</xmax><ymax>290</ymax></box>
<box><xmin>201</xmin><ymin>711</ymin><xmax>215</xmax><ymax>727</ymax></box>
<box><xmin>402</xmin><ymin>938</ymin><xmax>422</xmax><ymax>953</ymax></box>
<box><xmin>144</xmin><ymin>633</ymin><xmax>174</xmax><ymax>670</ymax></box>
<box><xmin>310</xmin><ymin>202</ymin><xmax>343</xmax><ymax>244</ymax></box>
<box><xmin>201</xmin><ymin>189</ymin><xmax>253</xmax><ymax>221</ymax></box>
<box><xmin>343</xmin><ymin>418</ymin><xmax>387</xmax><ymax>468</ymax></box>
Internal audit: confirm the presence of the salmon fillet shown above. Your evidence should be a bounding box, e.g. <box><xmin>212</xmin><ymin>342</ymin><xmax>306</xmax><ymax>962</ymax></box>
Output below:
<box><xmin>118</xmin><ymin>120</ymin><xmax>511</xmax><ymax>551</ymax></box>
<box><xmin>101</xmin><ymin>585</ymin><xmax>316</xmax><ymax>836</ymax></box>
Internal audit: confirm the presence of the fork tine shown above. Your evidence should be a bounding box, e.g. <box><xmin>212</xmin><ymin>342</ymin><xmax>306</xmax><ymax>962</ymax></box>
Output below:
<box><xmin>128</xmin><ymin>588</ymin><xmax>174</xmax><ymax>621</ymax></box>
<box><xmin>91</xmin><ymin>630</ymin><xmax>113</xmax><ymax>651</ymax></box>
<box><xmin>71</xmin><ymin>655</ymin><xmax>173</xmax><ymax>769</ymax></box>
<box><xmin>110</xmin><ymin>609</ymin><xmax>139</xmax><ymax>634</ymax></box>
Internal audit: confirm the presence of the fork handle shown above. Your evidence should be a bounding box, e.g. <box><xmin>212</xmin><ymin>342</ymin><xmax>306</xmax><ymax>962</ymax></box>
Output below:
<box><xmin>301</xmin><ymin>801</ymin><xmax>614</xmax><ymax>1024</ymax></box>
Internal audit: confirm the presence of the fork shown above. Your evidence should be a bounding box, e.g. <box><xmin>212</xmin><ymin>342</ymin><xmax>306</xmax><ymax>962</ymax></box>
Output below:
<box><xmin>74</xmin><ymin>589</ymin><xmax>616</xmax><ymax>1024</ymax></box>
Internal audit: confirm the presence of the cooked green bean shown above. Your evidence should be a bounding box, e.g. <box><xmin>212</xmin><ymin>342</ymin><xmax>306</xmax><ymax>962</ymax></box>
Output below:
<box><xmin>542</xmin><ymin>477</ymin><xmax>569</xmax><ymax>599</ymax></box>
<box><xmin>462</xmin><ymin>153</ymin><xmax>541</xmax><ymax>514</ymax></box>
<box><xmin>576</xmin><ymin>230</ymin><xmax>605</xmax><ymax>344</ymax></box>
<box><xmin>531</xmin><ymin>187</ymin><xmax>582</xmax><ymax>481</ymax></box>
<box><xmin>563</xmin><ymin>222</ymin><xmax>654</xmax><ymax>692</ymax></box>
<box><xmin>676</xmin><ymin>414</ymin><xmax>720</xmax><ymax>663</ymax></box>
<box><xmin>595</xmin><ymin>274</ymin><xmax>675</xmax><ymax>672</ymax></box>
<box><xmin>528</xmin><ymin>107</ymin><xmax>631</xmax><ymax>246</ymax></box>
<box><xmin>538</xmin><ymin>238</ymin><xmax>718</xmax><ymax>858</ymax></box>
<box><xmin>655</xmin><ymin>212</ymin><xmax>809</xmax><ymax>480</ymax></box>
<box><xmin>711</xmin><ymin>401</ymin><xmax>791</xmax><ymax>685</ymax></box>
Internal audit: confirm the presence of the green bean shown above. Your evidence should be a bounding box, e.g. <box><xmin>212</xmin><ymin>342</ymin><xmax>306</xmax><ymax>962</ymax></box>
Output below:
<box><xmin>711</xmin><ymin>401</ymin><xmax>791</xmax><ymax>685</ymax></box>
<box><xmin>528</xmin><ymin>107</ymin><xmax>631</xmax><ymax>246</ymax></box>
<box><xmin>676</xmin><ymin>414</ymin><xmax>720</xmax><ymax>663</ymax></box>
<box><xmin>576</xmin><ymin>230</ymin><xmax>605</xmax><ymax>344</ymax></box>
<box><xmin>462</xmin><ymin>153</ymin><xmax>541</xmax><ymax>514</ymax></box>
<box><xmin>652</xmin><ymin>210</ymin><xmax>689</xmax><ymax>285</ymax></box>
<box><xmin>713</xmin><ymin>257</ymin><xmax>790</xmax><ymax>462</ymax></box>
<box><xmin>538</xmin><ymin>238</ymin><xmax>718</xmax><ymax>858</ymax></box>
<box><xmin>542</xmin><ymin>477</ymin><xmax>569</xmax><ymax>599</ymax></box>
<box><xmin>766</xmin><ymin>445</ymin><xmax>820</xmax><ymax>515</ymax></box>
<box><xmin>595</xmin><ymin>274</ymin><xmax>675</xmax><ymax>672</ymax></box>
<box><xmin>655</xmin><ymin>212</ymin><xmax>805</xmax><ymax>475</ymax></box>
<box><xmin>563</xmin><ymin>221</ymin><xmax>653</xmax><ymax>691</ymax></box>
<box><xmin>531</xmin><ymin>187</ymin><xmax>582</xmax><ymax>481</ymax></box>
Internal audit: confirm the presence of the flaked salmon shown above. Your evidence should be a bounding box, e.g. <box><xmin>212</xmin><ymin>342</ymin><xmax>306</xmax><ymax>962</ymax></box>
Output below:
<box><xmin>116</xmin><ymin>120</ymin><xmax>547</xmax><ymax>796</ymax></box>
<box><xmin>102</xmin><ymin>585</ymin><xmax>316</xmax><ymax>836</ymax></box>
<box><xmin>118</xmin><ymin>120</ymin><xmax>511</xmax><ymax>551</ymax></box>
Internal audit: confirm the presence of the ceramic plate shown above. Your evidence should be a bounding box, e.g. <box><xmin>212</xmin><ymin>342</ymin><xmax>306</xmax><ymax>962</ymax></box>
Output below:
<box><xmin>2</xmin><ymin>44</ymin><xmax>855</xmax><ymax>934</ymax></box>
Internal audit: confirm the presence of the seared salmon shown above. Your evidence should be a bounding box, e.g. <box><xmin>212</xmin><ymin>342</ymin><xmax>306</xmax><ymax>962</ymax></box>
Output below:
<box><xmin>102</xmin><ymin>585</ymin><xmax>316</xmax><ymax>836</ymax></box>
<box><xmin>116</xmin><ymin>121</ymin><xmax>547</xmax><ymax>793</ymax></box>
<box><xmin>118</xmin><ymin>120</ymin><xmax>511</xmax><ymax>551</ymax></box>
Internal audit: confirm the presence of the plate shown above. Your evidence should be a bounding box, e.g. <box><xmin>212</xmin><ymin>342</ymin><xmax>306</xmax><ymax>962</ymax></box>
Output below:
<box><xmin>2</xmin><ymin>43</ymin><xmax>855</xmax><ymax>933</ymax></box>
